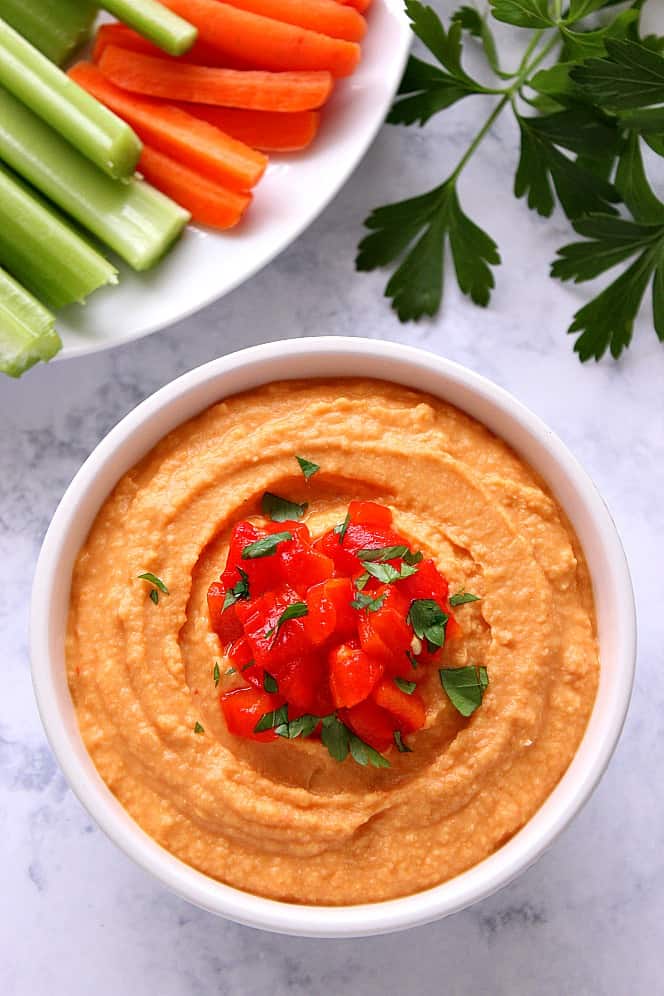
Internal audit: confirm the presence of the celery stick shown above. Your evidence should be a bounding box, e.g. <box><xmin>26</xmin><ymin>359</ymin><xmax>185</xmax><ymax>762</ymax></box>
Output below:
<box><xmin>0</xmin><ymin>0</ymin><xmax>97</xmax><ymax>66</ymax></box>
<box><xmin>0</xmin><ymin>17</ymin><xmax>141</xmax><ymax>179</ymax></box>
<box><xmin>0</xmin><ymin>265</ymin><xmax>61</xmax><ymax>377</ymax></box>
<box><xmin>0</xmin><ymin>88</ymin><xmax>190</xmax><ymax>271</ymax></box>
<box><xmin>0</xmin><ymin>163</ymin><xmax>117</xmax><ymax>310</ymax></box>
<box><xmin>101</xmin><ymin>0</ymin><xmax>197</xmax><ymax>56</ymax></box>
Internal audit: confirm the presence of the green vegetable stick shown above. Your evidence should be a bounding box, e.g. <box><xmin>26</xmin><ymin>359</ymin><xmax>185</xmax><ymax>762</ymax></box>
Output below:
<box><xmin>0</xmin><ymin>162</ymin><xmax>117</xmax><ymax>310</ymax></box>
<box><xmin>0</xmin><ymin>87</ymin><xmax>190</xmax><ymax>271</ymax></box>
<box><xmin>0</xmin><ymin>17</ymin><xmax>141</xmax><ymax>179</ymax></box>
<box><xmin>101</xmin><ymin>0</ymin><xmax>197</xmax><ymax>56</ymax></box>
<box><xmin>0</xmin><ymin>0</ymin><xmax>97</xmax><ymax>66</ymax></box>
<box><xmin>0</xmin><ymin>265</ymin><xmax>62</xmax><ymax>378</ymax></box>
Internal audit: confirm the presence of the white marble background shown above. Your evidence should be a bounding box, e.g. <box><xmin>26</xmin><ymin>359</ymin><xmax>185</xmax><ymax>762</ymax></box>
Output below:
<box><xmin>1</xmin><ymin>5</ymin><xmax>663</xmax><ymax>993</ymax></box>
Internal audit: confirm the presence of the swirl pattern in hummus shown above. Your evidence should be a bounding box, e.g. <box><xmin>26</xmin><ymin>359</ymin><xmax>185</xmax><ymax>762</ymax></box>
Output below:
<box><xmin>66</xmin><ymin>379</ymin><xmax>598</xmax><ymax>905</ymax></box>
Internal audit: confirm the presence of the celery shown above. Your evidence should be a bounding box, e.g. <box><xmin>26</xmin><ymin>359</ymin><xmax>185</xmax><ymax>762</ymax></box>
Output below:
<box><xmin>0</xmin><ymin>87</ymin><xmax>190</xmax><ymax>271</ymax></box>
<box><xmin>0</xmin><ymin>163</ymin><xmax>117</xmax><ymax>310</ymax></box>
<box><xmin>0</xmin><ymin>265</ymin><xmax>61</xmax><ymax>378</ymax></box>
<box><xmin>101</xmin><ymin>0</ymin><xmax>197</xmax><ymax>56</ymax></box>
<box><xmin>0</xmin><ymin>18</ymin><xmax>141</xmax><ymax>180</ymax></box>
<box><xmin>0</xmin><ymin>0</ymin><xmax>97</xmax><ymax>67</ymax></box>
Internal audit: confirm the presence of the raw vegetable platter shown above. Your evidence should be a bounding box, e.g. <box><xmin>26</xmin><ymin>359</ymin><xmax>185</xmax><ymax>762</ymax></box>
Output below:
<box><xmin>5</xmin><ymin>1</ymin><xmax>410</xmax><ymax>362</ymax></box>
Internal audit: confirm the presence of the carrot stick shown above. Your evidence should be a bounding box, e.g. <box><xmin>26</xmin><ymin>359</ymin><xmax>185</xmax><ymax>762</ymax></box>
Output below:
<box><xmin>68</xmin><ymin>62</ymin><xmax>267</xmax><ymax>191</ymax></box>
<box><xmin>159</xmin><ymin>0</ymin><xmax>361</xmax><ymax>77</ymax></box>
<box><xmin>182</xmin><ymin>105</ymin><xmax>319</xmax><ymax>150</ymax></box>
<box><xmin>92</xmin><ymin>21</ymin><xmax>244</xmax><ymax>67</ymax></box>
<box><xmin>207</xmin><ymin>0</ymin><xmax>366</xmax><ymax>43</ymax></box>
<box><xmin>138</xmin><ymin>144</ymin><xmax>251</xmax><ymax>228</ymax></box>
<box><xmin>337</xmin><ymin>0</ymin><xmax>372</xmax><ymax>13</ymax></box>
<box><xmin>99</xmin><ymin>46</ymin><xmax>333</xmax><ymax>112</ymax></box>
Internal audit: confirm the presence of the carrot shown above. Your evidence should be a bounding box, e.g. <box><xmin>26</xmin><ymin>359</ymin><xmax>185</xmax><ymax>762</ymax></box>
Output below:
<box><xmin>208</xmin><ymin>0</ymin><xmax>366</xmax><ymax>43</ymax></box>
<box><xmin>92</xmin><ymin>22</ymin><xmax>247</xmax><ymax>68</ymax></box>
<box><xmin>337</xmin><ymin>0</ymin><xmax>372</xmax><ymax>13</ymax></box>
<box><xmin>68</xmin><ymin>62</ymin><xmax>267</xmax><ymax>191</ymax></box>
<box><xmin>138</xmin><ymin>144</ymin><xmax>250</xmax><ymax>228</ymax></box>
<box><xmin>99</xmin><ymin>46</ymin><xmax>333</xmax><ymax>112</ymax></box>
<box><xmin>158</xmin><ymin>0</ymin><xmax>361</xmax><ymax>77</ymax></box>
<box><xmin>182</xmin><ymin>106</ymin><xmax>319</xmax><ymax>150</ymax></box>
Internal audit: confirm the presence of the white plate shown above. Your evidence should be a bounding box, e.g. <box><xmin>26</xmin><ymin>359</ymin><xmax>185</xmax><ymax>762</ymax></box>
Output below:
<box><xmin>55</xmin><ymin>2</ymin><xmax>411</xmax><ymax>357</ymax></box>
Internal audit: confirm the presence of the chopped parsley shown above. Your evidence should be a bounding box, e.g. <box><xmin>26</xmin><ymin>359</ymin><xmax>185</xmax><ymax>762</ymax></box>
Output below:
<box><xmin>350</xmin><ymin>590</ymin><xmax>387</xmax><ymax>613</ymax></box>
<box><xmin>408</xmin><ymin>599</ymin><xmax>448</xmax><ymax>652</ymax></box>
<box><xmin>334</xmin><ymin>512</ymin><xmax>351</xmax><ymax>544</ymax></box>
<box><xmin>193</xmin><ymin>721</ymin><xmax>205</xmax><ymax>734</ymax></box>
<box><xmin>263</xmin><ymin>671</ymin><xmax>279</xmax><ymax>693</ymax></box>
<box><xmin>358</xmin><ymin>545</ymin><xmax>422</xmax><ymax>565</ymax></box>
<box><xmin>296</xmin><ymin>456</ymin><xmax>320</xmax><ymax>480</ymax></box>
<box><xmin>254</xmin><ymin>704</ymin><xmax>289</xmax><ymax>733</ymax></box>
<box><xmin>261</xmin><ymin>492</ymin><xmax>308</xmax><ymax>523</ymax></box>
<box><xmin>393</xmin><ymin>730</ymin><xmax>412</xmax><ymax>753</ymax></box>
<box><xmin>395</xmin><ymin>677</ymin><xmax>417</xmax><ymax>695</ymax></box>
<box><xmin>449</xmin><ymin>590</ymin><xmax>480</xmax><ymax>607</ymax></box>
<box><xmin>213</xmin><ymin>661</ymin><xmax>221</xmax><ymax>686</ymax></box>
<box><xmin>363</xmin><ymin>561</ymin><xmax>419</xmax><ymax>584</ymax></box>
<box><xmin>137</xmin><ymin>572</ymin><xmax>168</xmax><ymax>604</ymax></box>
<box><xmin>268</xmin><ymin>602</ymin><xmax>309</xmax><ymax>642</ymax></box>
<box><xmin>241</xmin><ymin>531</ymin><xmax>293</xmax><ymax>559</ymax></box>
<box><xmin>439</xmin><ymin>666</ymin><xmax>489</xmax><ymax>717</ymax></box>
<box><xmin>222</xmin><ymin>567</ymin><xmax>250</xmax><ymax>611</ymax></box>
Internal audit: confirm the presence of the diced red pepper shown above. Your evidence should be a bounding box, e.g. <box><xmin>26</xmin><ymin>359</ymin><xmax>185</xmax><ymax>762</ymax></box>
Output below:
<box><xmin>329</xmin><ymin>644</ymin><xmax>383</xmax><ymax>708</ymax></box>
<box><xmin>220</xmin><ymin>686</ymin><xmax>284</xmax><ymax>742</ymax></box>
<box><xmin>208</xmin><ymin>500</ymin><xmax>459</xmax><ymax>757</ymax></box>
<box><xmin>342</xmin><ymin>699</ymin><xmax>395</xmax><ymax>752</ymax></box>
<box><xmin>348</xmin><ymin>500</ymin><xmax>393</xmax><ymax>527</ymax></box>
<box><xmin>372</xmin><ymin>678</ymin><xmax>426</xmax><ymax>733</ymax></box>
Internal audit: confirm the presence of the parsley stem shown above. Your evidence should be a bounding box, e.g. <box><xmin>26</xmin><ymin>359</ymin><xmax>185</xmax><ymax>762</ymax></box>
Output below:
<box><xmin>449</xmin><ymin>30</ymin><xmax>559</xmax><ymax>186</ymax></box>
<box><xmin>450</xmin><ymin>95</ymin><xmax>509</xmax><ymax>182</ymax></box>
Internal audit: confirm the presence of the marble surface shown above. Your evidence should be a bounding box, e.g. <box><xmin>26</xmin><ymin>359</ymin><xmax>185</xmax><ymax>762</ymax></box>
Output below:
<box><xmin>1</xmin><ymin>7</ymin><xmax>663</xmax><ymax>992</ymax></box>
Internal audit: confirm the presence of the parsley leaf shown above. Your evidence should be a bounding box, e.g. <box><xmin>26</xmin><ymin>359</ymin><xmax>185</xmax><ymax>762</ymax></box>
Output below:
<box><xmin>283</xmin><ymin>714</ymin><xmax>319</xmax><ymax>739</ymax></box>
<box><xmin>351</xmin><ymin>591</ymin><xmax>388</xmax><ymax>612</ymax></box>
<box><xmin>348</xmin><ymin>733</ymin><xmax>391</xmax><ymax>768</ymax></box>
<box><xmin>213</xmin><ymin>661</ymin><xmax>221</xmax><ymax>686</ymax></box>
<box><xmin>358</xmin><ymin>544</ymin><xmax>422</xmax><ymax>563</ymax></box>
<box><xmin>138</xmin><ymin>572</ymin><xmax>168</xmax><ymax>604</ymax></box>
<box><xmin>271</xmin><ymin>602</ymin><xmax>309</xmax><ymax>640</ymax></box>
<box><xmin>254</xmin><ymin>704</ymin><xmax>289</xmax><ymax>734</ymax></box>
<box><xmin>452</xmin><ymin>5</ymin><xmax>505</xmax><ymax>78</ymax></box>
<box><xmin>296</xmin><ymin>456</ymin><xmax>320</xmax><ymax>480</ymax></box>
<box><xmin>263</xmin><ymin>671</ymin><xmax>279</xmax><ymax>693</ymax></box>
<box><xmin>193</xmin><ymin>721</ymin><xmax>205</xmax><ymax>734</ymax></box>
<box><xmin>388</xmin><ymin>0</ymin><xmax>490</xmax><ymax>127</ymax></box>
<box><xmin>363</xmin><ymin>561</ymin><xmax>419</xmax><ymax>584</ymax></box>
<box><xmin>514</xmin><ymin>111</ymin><xmax>620</xmax><ymax>220</ymax></box>
<box><xmin>321</xmin><ymin>714</ymin><xmax>350</xmax><ymax>762</ymax></box>
<box><xmin>489</xmin><ymin>0</ymin><xmax>554</xmax><ymax>30</ymax></box>
<box><xmin>334</xmin><ymin>512</ymin><xmax>351</xmax><ymax>544</ymax></box>
<box><xmin>222</xmin><ymin>567</ymin><xmax>250</xmax><ymax>611</ymax></box>
<box><xmin>395</xmin><ymin>677</ymin><xmax>417</xmax><ymax>695</ymax></box>
<box><xmin>572</xmin><ymin>38</ymin><xmax>664</xmax><ymax>111</ymax></box>
<box><xmin>394</xmin><ymin>730</ymin><xmax>413</xmax><ymax>753</ymax></box>
<box><xmin>449</xmin><ymin>590</ymin><xmax>480</xmax><ymax>606</ymax></box>
<box><xmin>439</xmin><ymin>666</ymin><xmax>489</xmax><ymax>717</ymax></box>
<box><xmin>357</xmin><ymin>178</ymin><xmax>500</xmax><ymax>321</ymax></box>
<box><xmin>242</xmin><ymin>531</ymin><xmax>292</xmax><ymax>559</ymax></box>
<box><xmin>408</xmin><ymin>599</ymin><xmax>448</xmax><ymax>651</ymax></box>
<box><xmin>261</xmin><ymin>492</ymin><xmax>308</xmax><ymax>523</ymax></box>
<box><xmin>552</xmin><ymin>137</ymin><xmax>664</xmax><ymax>359</ymax></box>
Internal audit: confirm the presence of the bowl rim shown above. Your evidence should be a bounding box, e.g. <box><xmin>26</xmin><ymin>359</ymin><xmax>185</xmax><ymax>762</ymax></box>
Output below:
<box><xmin>30</xmin><ymin>336</ymin><xmax>636</xmax><ymax>937</ymax></box>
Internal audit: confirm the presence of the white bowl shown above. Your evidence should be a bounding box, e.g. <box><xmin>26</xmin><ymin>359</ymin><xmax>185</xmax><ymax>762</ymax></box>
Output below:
<box><xmin>31</xmin><ymin>337</ymin><xmax>636</xmax><ymax>937</ymax></box>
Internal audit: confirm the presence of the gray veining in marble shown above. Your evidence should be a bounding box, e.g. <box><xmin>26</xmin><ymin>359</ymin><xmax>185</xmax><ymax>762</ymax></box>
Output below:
<box><xmin>1</xmin><ymin>4</ymin><xmax>663</xmax><ymax>992</ymax></box>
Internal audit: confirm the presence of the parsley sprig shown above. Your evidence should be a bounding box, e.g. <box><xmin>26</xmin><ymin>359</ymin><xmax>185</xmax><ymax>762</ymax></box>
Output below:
<box><xmin>357</xmin><ymin>0</ymin><xmax>664</xmax><ymax>361</ymax></box>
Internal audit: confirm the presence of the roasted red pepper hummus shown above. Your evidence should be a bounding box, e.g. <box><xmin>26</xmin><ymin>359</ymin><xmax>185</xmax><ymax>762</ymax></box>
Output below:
<box><xmin>66</xmin><ymin>379</ymin><xmax>599</xmax><ymax>905</ymax></box>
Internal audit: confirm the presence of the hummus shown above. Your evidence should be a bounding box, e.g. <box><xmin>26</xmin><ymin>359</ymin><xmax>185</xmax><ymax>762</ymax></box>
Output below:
<box><xmin>66</xmin><ymin>379</ymin><xmax>599</xmax><ymax>905</ymax></box>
